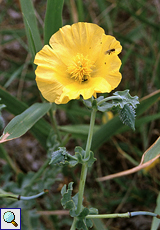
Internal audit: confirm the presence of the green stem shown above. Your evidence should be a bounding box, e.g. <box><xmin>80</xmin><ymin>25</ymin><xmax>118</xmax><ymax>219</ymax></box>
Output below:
<box><xmin>86</xmin><ymin>211</ymin><xmax>158</xmax><ymax>219</ymax></box>
<box><xmin>97</xmin><ymin>95</ymin><xmax>121</xmax><ymax>106</ymax></box>
<box><xmin>86</xmin><ymin>213</ymin><xmax>130</xmax><ymax>219</ymax></box>
<box><xmin>70</xmin><ymin>218</ymin><xmax>77</xmax><ymax>230</ymax></box>
<box><xmin>77</xmin><ymin>108</ymin><xmax>97</xmax><ymax>213</ymax></box>
<box><xmin>70</xmin><ymin>108</ymin><xmax>97</xmax><ymax>230</ymax></box>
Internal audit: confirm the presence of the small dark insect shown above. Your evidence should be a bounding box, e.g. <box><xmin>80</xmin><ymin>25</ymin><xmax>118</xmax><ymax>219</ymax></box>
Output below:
<box><xmin>105</xmin><ymin>48</ymin><xmax>115</xmax><ymax>55</ymax></box>
<box><xmin>82</xmin><ymin>76</ymin><xmax>88</xmax><ymax>82</ymax></box>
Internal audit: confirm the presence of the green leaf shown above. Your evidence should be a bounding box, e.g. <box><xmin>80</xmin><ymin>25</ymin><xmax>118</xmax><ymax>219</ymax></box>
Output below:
<box><xmin>151</xmin><ymin>193</ymin><xmax>160</xmax><ymax>230</ymax></box>
<box><xmin>0</xmin><ymin>103</ymin><xmax>51</xmax><ymax>143</ymax></box>
<box><xmin>19</xmin><ymin>0</ymin><xmax>42</xmax><ymax>58</ymax></box>
<box><xmin>113</xmin><ymin>90</ymin><xmax>139</xmax><ymax>109</ymax></box>
<box><xmin>119</xmin><ymin>104</ymin><xmax>136</xmax><ymax>130</ymax></box>
<box><xmin>49</xmin><ymin>147</ymin><xmax>67</xmax><ymax>165</ymax></box>
<box><xmin>78</xmin><ymin>208</ymin><xmax>89</xmax><ymax>218</ymax></box>
<box><xmin>75</xmin><ymin>147</ymin><xmax>96</xmax><ymax>167</ymax></box>
<box><xmin>61</xmin><ymin>184</ymin><xmax>66</xmax><ymax>196</ymax></box>
<box><xmin>44</xmin><ymin>0</ymin><xmax>64</xmax><ymax>45</ymax></box>
<box><xmin>59</xmin><ymin>125</ymin><xmax>99</xmax><ymax>139</ymax></box>
<box><xmin>49</xmin><ymin>147</ymin><xmax>78</xmax><ymax>167</ymax></box>
<box><xmin>61</xmin><ymin>182</ymin><xmax>78</xmax><ymax>215</ymax></box>
<box><xmin>89</xmin><ymin>207</ymin><xmax>99</xmax><ymax>215</ymax></box>
<box><xmin>92</xmin><ymin>90</ymin><xmax>160</xmax><ymax>151</ymax></box>
<box><xmin>143</xmin><ymin>136</ymin><xmax>160</xmax><ymax>163</ymax></box>
<box><xmin>0</xmin><ymin>99</ymin><xmax>6</xmax><ymax>130</ymax></box>
<box><xmin>97</xmin><ymin>90</ymin><xmax>139</xmax><ymax>113</ymax></box>
<box><xmin>86</xmin><ymin>219</ymin><xmax>93</xmax><ymax>228</ymax></box>
<box><xmin>97</xmin><ymin>136</ymin><xmax>160</xmax><ymax>181</ymax></box>
<box><xmin>61</xmin><ymin>182</ymin><xmax>74</xmax><ymax>207</ymax></box>
<box><xmin>76</xmin><ymin>219</ymin><xmax>88</xmax><ymax>230</ymax></box>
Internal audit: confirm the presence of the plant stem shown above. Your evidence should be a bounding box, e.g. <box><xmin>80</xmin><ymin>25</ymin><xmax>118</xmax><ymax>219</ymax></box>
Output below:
<box><xmin>70</xmin><ymin>218</ymin><xmax>77</xmax><ymax>230</ymax></box>
<box><xmin>77</xmin><ymin>108</ymin><xmax>96</xmax><ymax>214</ymax></box>
<box><xmin>86</xmin><ymin>211</ymin><xmax>158</xmax><ymax>219</ymax></box>
<box><xmin>70</xmin><ymin>108</ymin><xmax>96</xmax><ymax>230</ymax></box>
<box><xmin>97</xmin><ymin>95</ymin><xmax>120</xmax><ymax>106</ymax></box>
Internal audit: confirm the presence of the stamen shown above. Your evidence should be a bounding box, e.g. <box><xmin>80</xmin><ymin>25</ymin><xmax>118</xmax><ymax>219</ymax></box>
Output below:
<box><xmin>67</xmin><ymin>54</ymin><xmax>94</xmax><ymax>83</ymax></box>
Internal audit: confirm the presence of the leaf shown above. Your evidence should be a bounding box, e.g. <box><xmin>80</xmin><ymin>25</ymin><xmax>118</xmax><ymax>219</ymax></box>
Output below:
<box><xmin>49</xmin><ymin>147</ymin><xmax>67</xmax><ymax>165</ymax></box>
<box><xmin>97</xmin><ymin>136</ymin><xmax>160</xmax><ymax>181</ymax></box>
<box><xmin>75</xmin><ymin>147</ymin><xmax>96</xmax><ymax>167</ymax></box>
<box><xmin>49</xmin><ymin>147</ymin><xmax>78</xmax><ymax>167</ymax></box>
<box><xmin>0</xmin><ymin>99</ymin><xmax>6</xmax><ymax>130</ymax></box>
<box><xmin>19</xmin><ymin>0</ymin><xmax>42</xmax><ymax>58</ymax></box>
<box><xmin>91</xmin><ymin>90</ymin><xmax>160</xmax><ymax>151</ymax></box>
<box><xmin>76</xmin><ymin>219</ymin><xmax>88</xmax><ymax>230</ymax></box>
<box><xmin>119</xmin><ymin>104</ymin><xmax>136</xmax><ymax>130</ymax></box>
<box><xmin>89</xmin><ymin>208</ymin><xmax>99</xmax><ymax>215</ymax></box>
<box><xmin>0</xmin><ymin>103</ymin><xmax>51</xmax><ymax>143</ymax></box>
<box><xmin>113</xmin><ymin>90</ymin><xmax>139</xmax><ymax>109</ymax></box>
<box><xmin>61</xmin><ymin>182</ymin><xmax>78</xmax><ymax>216</ymax></box>
<box><xmin>44</xmin><ymin>0</ymin><xmax>64</xmax><ymax>45</ymax></box>
<box><xmin>0</xmin><ymin>87</ymin><xmax>51</xmax><ymax>149</ymax></box>
<box><xmin>151</xmin><ymin>193</ymin><xmax>160</xmax><ymax>230</ymax></box>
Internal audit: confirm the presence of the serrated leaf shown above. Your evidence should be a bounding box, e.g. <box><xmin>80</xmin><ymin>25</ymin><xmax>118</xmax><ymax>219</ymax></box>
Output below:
<box><xmin>97</xmin><ymin>90</ymin><xmax>139</xmax><ymax>113</ymax></box>
<box><xmin>119</xmin><ymin>104</ymin><xmax>136</xmax><ymax>130</ymax></box>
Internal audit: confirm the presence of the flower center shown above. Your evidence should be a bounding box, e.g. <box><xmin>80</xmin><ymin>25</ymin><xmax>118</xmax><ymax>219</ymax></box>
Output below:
<box><xmin>67</xmin><ymin>53</ymin><xmax>94</xmax><ymax>83</ymax></box>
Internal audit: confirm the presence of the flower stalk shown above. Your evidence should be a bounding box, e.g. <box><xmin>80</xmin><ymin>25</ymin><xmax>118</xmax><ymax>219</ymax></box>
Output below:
<box><xmin>71</xmin><ymin>108</ymin><xmax>97</xmax><ymax>229</ymax></box>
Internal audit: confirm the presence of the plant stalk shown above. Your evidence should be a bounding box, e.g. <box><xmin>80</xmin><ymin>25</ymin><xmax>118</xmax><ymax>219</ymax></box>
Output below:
<box><xmin>70</xmin><ymin>108</ymin><xmax>97</xmax><ymax>230</ymax></box>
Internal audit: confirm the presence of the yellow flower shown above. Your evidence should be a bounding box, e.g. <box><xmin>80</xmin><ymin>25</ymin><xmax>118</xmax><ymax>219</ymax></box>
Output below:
<box><xmin>102</xmin><ymin>111</ymin><xmax>114</xmax><ymax>124</ymax></box>
<box><xmin>34</xmin><ymin>22</ymin><xmax>122</xmax><ymax>104</ymax></box>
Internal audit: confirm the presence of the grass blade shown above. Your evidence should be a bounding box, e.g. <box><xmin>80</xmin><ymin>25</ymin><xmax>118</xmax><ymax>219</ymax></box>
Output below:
<box><xmin>0</xmin><ymin>87</ymin><xmax>51</xmax><ymax>149</ymax></box>
<box><xmin>19</xmin><ymin>0</ymin><xmax>42</xmax><ymax>58</ymax></box>
<box><xmin>0</xmin><ymin>103</ymin><xmax>51</xmax><ymax>143</ymax></box>
<box><xmin>44</xmin><ymin>0</ymin><xmax>64</xmax><ymax>45</ymax></box>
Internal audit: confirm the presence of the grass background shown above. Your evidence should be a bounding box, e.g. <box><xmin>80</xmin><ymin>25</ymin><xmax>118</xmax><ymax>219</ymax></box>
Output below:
<box><xmin>1</xmin><ymin>0</ymin><xmax>160</xmax><ymax>229</ymax></box>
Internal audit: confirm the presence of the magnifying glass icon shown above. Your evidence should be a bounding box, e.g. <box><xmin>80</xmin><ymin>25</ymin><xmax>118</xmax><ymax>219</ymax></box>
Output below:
<box><xmin>3</xmin><ymin>211</ymin><xmax>18</xmax><ymax>227</ymax></box>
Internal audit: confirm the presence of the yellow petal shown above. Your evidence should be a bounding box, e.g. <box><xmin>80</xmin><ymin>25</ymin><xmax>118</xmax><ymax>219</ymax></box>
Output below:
<box><xmin>34</xmin><ymin>22</ymin><xmax>122</xmax><ymax>104</ymax></box>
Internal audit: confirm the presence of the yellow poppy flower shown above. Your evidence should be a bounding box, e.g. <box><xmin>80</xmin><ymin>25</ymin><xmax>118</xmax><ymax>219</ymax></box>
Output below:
<box><xmin>34</xmin><ymin>22</ymin><xmax>122</xmax><ymax>104</ymax></box>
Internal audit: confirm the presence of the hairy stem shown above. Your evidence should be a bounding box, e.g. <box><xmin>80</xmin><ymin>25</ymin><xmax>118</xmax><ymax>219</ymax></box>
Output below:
<box><xmin>70</xmin><ymin>108</ymin><xmax>97</xmax><ymax>230</ymax></box>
